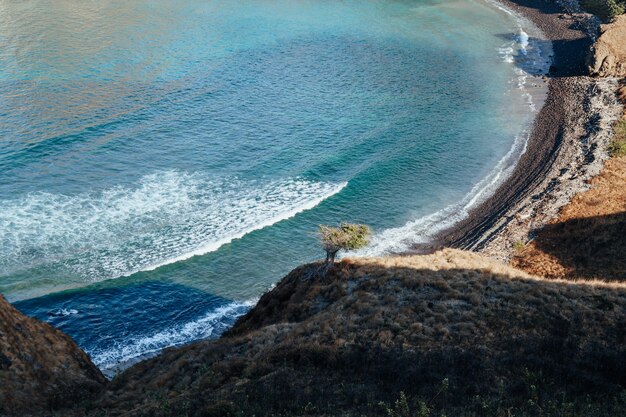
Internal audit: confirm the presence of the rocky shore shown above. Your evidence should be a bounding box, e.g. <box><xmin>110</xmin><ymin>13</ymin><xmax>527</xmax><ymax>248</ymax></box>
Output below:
<box><xmin>1</xmin><ymin>0</ymin><xmax>626</xmax><ymax>416</ymax></box>
<box><xmin>438</xmin><ymin>0</ymin><xmax>623</xmax><ymax>261</ymax></box>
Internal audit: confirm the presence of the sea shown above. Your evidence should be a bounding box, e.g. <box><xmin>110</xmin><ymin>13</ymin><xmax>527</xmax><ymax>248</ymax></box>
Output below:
<box><xmin>0</xmin><ymin>0</ymin><xmax>551</xmax><ymax>373</ymax></box>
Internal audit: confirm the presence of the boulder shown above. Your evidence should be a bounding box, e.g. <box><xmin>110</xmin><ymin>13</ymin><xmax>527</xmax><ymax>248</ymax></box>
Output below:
<box><xmin>587</xmin><ymin>15</ymin><xmax>626</xmax><ymax>77</ymax></box>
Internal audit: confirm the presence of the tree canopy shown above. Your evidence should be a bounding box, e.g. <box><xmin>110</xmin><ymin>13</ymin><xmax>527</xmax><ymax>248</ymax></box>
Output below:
<box><xmin>319</xmin><ymin>223</ymin><xmax>371</xmax><ymax>265</ymax></box>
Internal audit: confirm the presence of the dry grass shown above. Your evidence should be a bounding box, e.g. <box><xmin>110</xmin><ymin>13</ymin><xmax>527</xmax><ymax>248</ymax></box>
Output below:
<box><xmin>512</xmin><ymin>156</ymin><xmax>626</xmax><ymax>281</ymax></box>
<box><xmin>0</xmin><ymin>296</ymin><xmax>105</xmax><ymax>417</ymax></box>
<box><xmin>80</xmin><ymin>250</ymin><xmax>626</xmax><ymax>417</ymax></box>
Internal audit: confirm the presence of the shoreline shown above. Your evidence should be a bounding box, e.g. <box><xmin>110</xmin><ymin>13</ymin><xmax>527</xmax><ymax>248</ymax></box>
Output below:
<box><xmin>75</xmin><ymin>0</ymin><xmax>591</xmax><ymax>380</ymax></box>
<box><xmin>432</xmin><ymin>0</ymin><xmax>623</xmax><ymax>260</ymax></box>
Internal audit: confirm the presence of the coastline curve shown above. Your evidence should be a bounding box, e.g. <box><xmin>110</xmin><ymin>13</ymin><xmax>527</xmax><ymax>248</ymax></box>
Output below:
<box><xmin>357</xmin><ymin>0</ymin><xmax>554</xmax><ymax>257</ymax></box>
<box><xmin>437</xmin><ymin>0</ymin><xmax>623</xmax><ymax>259</ymax></box>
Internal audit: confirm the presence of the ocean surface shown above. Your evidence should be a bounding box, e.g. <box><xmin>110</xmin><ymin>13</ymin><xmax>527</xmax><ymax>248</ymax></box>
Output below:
<box><xmin>1</xmin><ymin>0</ymin><xmax>551</xmax><ymax>372</ymax></box>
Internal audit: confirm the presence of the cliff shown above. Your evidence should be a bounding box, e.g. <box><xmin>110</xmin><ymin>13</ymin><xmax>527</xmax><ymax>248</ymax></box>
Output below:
<box><xmin>587</xmin><ymin>15</ymin><xmax>626</xmax><ymax>77</ymax></box>
<box><xmin>1</xmin><ymin>250</ymin><xmax>625</xmax><ymax>416</ymax></box>
<box><xmin>83</xmin><ymin>250</ymin><xmax>626</xmax><ymax>416</ymax></box>
<box><xmin>0</xmin><ymin>295</ymin><xmax>105</xmax><ymax>417</ymax></box>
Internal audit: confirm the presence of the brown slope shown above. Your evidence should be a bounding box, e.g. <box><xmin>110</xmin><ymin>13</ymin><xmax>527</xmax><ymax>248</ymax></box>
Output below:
<box><xmin>87</xmin><ymin>250</ymin><xmax>626</xmax><ymax>417</ymax></box>
<box><xmin>512</xmin><ymin>156</ymin><xmax>626</xmax><ymax>280</ymax></box>
<box><xmin>0</xmin><ymin>295</ymin><xmax>105</xmax><ymax>417</ymax></box>
<box><xmin>588</xmin><ymin>15</ymin><xmax>626</xmax><ymax>77</ymax></box>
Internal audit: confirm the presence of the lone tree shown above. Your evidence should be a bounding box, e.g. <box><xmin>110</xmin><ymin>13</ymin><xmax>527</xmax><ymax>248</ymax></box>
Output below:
<box><xmin>319</xmin><ymin>223</ymin><xmax>371</xmax><ymax>265</ymax></box>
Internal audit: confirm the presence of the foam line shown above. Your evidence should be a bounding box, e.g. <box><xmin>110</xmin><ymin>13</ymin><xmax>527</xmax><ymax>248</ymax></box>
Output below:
<box><xmin>143</xmin><ymin>180</ymin><xmax>348</xmax><ymax>273</ymax></box>
<box><xmin>355</xmin><ymin>1</ymin><xmax>552</xmax><ymax>257</ymax></box>
<box><xmin>0</xmin><ymin>172</ymin><xmax>346</xmax><ymax>283</ymax></box>
<box><xmin>90</xmin><ymin>299</ymin><xmax>255</xmax><ymax>371</ymax></box>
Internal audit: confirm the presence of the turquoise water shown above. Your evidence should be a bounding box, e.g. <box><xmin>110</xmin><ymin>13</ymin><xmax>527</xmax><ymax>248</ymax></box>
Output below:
<box><xmin>1</xmin><ymin>0</ymin><xmax>550</xmax><ymax>370</ymax></box>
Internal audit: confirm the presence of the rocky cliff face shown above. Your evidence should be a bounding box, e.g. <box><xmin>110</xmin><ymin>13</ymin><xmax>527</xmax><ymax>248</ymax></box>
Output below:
<box><xmin>0</xmin><ymin>295</ymin><xmax>105</xmax><ymax>417</ymax></box>
<box><xmin>588</xmin><ymin>15</ymin><xmax>626</xmax><ymax>76</ymax></box>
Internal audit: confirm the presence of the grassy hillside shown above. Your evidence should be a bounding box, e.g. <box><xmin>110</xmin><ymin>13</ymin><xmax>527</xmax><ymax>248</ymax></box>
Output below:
<box><xmin>77</xmin><ymin>250</ymin><xmax>626</xmax><ymax>417</ymax></box>
<box><xmin>0</xmin><ymin>295</ymin><xmax>105</xmax><ymax>417</ymax></box>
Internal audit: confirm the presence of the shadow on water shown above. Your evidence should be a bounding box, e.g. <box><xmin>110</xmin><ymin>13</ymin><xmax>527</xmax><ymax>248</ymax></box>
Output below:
<box><xmin>495</xmin><ymin>32</ymin><xmax>591</xmax><ymax>77</ymax></box>
<box><xmin>14</xmin><ymin>280</ymin><xmax>250</xmax><ymax>372</ymax></box>
<box><xmin>497</xmin><ymin>0</ymin><xmax>596</xmax><ymax>78</ymax></box>
<box><xmin>495</xmin><ymin>32</ymin><xmax>552</xmax><ymax>74</ymax></box>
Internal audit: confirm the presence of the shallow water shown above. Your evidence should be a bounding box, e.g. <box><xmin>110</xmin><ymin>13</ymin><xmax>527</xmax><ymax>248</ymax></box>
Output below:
<box><xmin>1</xmin><ymin>0</ymin><xmax>550</xmax><ymax>370</ymax></box>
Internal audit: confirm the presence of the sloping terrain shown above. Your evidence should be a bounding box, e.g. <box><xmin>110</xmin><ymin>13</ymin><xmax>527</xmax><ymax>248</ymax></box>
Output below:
<box><xmin>0</xmin><ymin>295</ymin><xmax>105</xmax><ymax>417</ymax></box>
<box><xmin>588</xmin><ymin>15</ymin><xmax>626</xmax><ymax>76</ymax></box>
<box><xmin>78</xmin><ymin>250</ymin><xmax>626</xmax><ymax>417</ymax></box>
<box><xmin>512</xmin><ymin>154</ymin><xmax>626</xmax><ymax>280</ymax></box>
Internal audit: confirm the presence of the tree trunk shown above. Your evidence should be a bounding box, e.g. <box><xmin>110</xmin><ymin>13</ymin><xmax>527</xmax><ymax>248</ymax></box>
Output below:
<box><xmin>325</xmin><ymin>250</ymin><xmax>338</xmax><ymax>265</ymax></box>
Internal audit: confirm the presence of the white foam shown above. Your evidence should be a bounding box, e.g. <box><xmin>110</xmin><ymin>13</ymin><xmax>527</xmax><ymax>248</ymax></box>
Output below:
<box><xmin>354</xmin><ymin>1</ymin><xmax>552</xmax><ymax>257</ymax></box>
<box><xmin>90</xmin><ymin>299</ymin><xmax>255</xmax><ymax>372</ymax></box>
<box><xmin>0</xmin><ymin>172</ymin><xmax>346</xmax><ymax>282</ymax></box>
<box><xmin>518</xmin><ymin>29</ymin><xmax>529</xmax><ymax>51</ymax></box>
<box><xmin>491</xmin><ymin>0</ymin><xmax>552</xmax><ymax>77</ymax></box>
<box><xmin>49</xmin><ymin>308</ymin><xmax>79</xmax><ymax>317</ymax></box>
<box><xmin>355</xmin><ymin>125</ymin><xmax>532</xmax><ymax>256</ymax></box>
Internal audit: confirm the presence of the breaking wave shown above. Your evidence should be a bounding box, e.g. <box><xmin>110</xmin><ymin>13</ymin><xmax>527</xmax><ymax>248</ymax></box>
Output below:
<box><xmin>0</xmin><ymin>171</ymin><xmax>346</xmax><ymax>283</ymax></box>
<box><xmin>357</xmin><ymin>1</ymin><xmax>552</xmax><ymax>257</ymax></box>
<box><xmin>91</xmin><ymin>300</ymin><xmax>255</xmax><ymax>373</ymax></box>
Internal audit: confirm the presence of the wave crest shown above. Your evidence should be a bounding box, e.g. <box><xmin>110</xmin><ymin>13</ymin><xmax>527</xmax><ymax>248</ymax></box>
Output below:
<box><xmin>0</xmin><ymin>172</ymin><xmax>346</xmax><ymax>283</ymax></box>
<box><xmin>91</xmin><ymin>300</ymin><xmax>254</xmax><ymax>373</ymax></box>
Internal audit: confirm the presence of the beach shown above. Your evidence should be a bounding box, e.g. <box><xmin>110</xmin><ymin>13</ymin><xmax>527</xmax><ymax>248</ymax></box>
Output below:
<box><xmin>437</xmin><ymin>0</ymin><xmax>623</xmax><ymax>259</ymax></box>
<box><xmin>3</xmin><ymin>0</ymin><xmax>626</xmax><ymax>415</ymax></box>
<box><xmin>4</xmin><ymin>0</ymin><xmax>562</xmax><ymax>374</ymax></box>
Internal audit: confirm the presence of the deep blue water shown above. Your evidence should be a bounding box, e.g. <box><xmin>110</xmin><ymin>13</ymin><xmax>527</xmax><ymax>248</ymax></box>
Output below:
<box><xmin>15</xmin><ymin>281</ymin><xmax>249</xmax><ymax>374</ymax></box>
<box><xmin>1</xmin><ymin>0</ymin><xmax>550</xmax><ymax>371</ymax></box>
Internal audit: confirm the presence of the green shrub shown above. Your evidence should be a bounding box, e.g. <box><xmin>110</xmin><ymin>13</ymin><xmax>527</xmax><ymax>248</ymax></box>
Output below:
<box><xmin>608</xmin><ymin>119</ymin><xmax>626</xmax><ymax>157</ymax></box>
<box><xmin>319</xmin><ymin>223</ymin><xmax>371</xmax><ymax>264</ymax></box>
<box><xmin>513</xmin><ymin>240</ymin><xmax>526</xmax><ymax>253</ymax></box>
<box><xmin>379</xmin><ymin>391</ymin><xmax>430</xmax><ymax>417</ymax></box>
